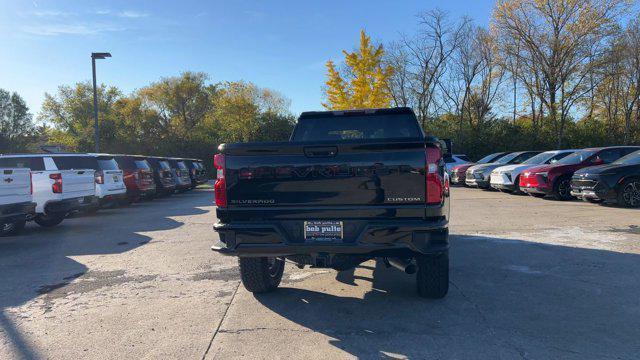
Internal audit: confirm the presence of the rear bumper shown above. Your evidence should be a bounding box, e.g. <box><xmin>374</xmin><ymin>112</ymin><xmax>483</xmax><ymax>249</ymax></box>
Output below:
<box><xmin>126</xmin><ymin>185</ymin><xmax>157</xmax><ymax>199</ymax></box>
<box><xmin>176</xmin><ymin>178</ymin><xmax>193</xmax><ymax>190</ymax></box>
<box><xmin>98</xmin><ymin>192</ymin><xmax>128</xmax><ymax>206</ymax></box>
<box><xmin>212</xmin><ymin>219</ymin><xmax>449</xmax><ymax>257</ymax></box>
<box><xmin>96</xmin><ymin>187</ymin><xmax>127</xmax><ymax>200</ymax></box>
<box><xmin>44</xmin><ymin>196</ymin><xmax>98</xmax><ymax>214</ymax></box>
<box><xmin>0</xmin><ymin>201</ymin><xmax>36</xmax><ymax>221</ymax></box>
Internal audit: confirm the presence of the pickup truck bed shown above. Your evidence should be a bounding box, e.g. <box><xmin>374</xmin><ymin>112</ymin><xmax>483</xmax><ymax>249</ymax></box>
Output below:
<box><xmin>213</xmin><ymin>107</ymin><xmax>451</xmax><ymax>298</ymax></box>
<box><xmin>1</xmin><ymin>168</ymin><xmax>36</xmax><ymax>236</ymax></box>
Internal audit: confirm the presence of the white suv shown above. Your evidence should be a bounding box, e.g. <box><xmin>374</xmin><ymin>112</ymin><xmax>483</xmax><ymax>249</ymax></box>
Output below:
<box><xmin>0</xmin><ymin>154</ymin><xmax>96</xmax><ymax>227</ymax></box>
<box><xmin>84</xmin><ymin>154</ymin><xmax>127</xmax><ymax>207</ymax></box>
<box><xmin>490</xmin><ymin>150</ymin><xmax>577</xmax><ymax>193</ymax></box>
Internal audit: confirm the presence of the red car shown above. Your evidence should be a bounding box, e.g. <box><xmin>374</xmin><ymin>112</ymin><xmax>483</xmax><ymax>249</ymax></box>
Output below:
<box><xmin>450</xmin><ymin>152</ymin><xmax>509</xmax><ymax>185</ymax></box>
<box><xmin>519</xmin><ymin>146</ymin><xmax>640</xmax><ymax>200</ymax></box>
<box><xmin>113</xmin><ymin>155</ymin><xmax>157</xmax><ymax>202</ymax></box>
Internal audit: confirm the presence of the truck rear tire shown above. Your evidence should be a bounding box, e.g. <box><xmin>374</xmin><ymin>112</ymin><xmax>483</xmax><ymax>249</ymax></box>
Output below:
<box><xmin>239</xmin><ymin>257</ymin><xmax>284</xmax><ymax>293</ymax></box>
<box><xmin>34</xmin><ymin>213</ymin><xmax>65</xmax><ymax>227</ymax></box>
<box><xmin>416</xmin><ymin>251</ymin><xmax>449</xmax><ymax>299</ymax></box>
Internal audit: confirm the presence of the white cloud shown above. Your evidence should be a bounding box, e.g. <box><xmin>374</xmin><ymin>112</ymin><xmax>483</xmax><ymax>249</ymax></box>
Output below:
<box><xmin>33</xmin><ymin>10</ymin><xmax>73</xmax><ymax>17</ymax></box>
<box><xmin>118</xmin><ymin>10</ymin><xmax>149</xmax><ymax>18</ymax></box>
<box><xmin>94</xmin><ymin>9</ymin><xmax>111</xmax><ymax>15</ymax></box>
<box><xmin>21</xmin><ymin>23</ymin><xmax>124</xmax><ymax>36</ymax></box>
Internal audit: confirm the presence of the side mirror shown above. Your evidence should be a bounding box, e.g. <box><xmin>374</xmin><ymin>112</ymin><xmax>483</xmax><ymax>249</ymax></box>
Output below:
<box><xmin>591</xmin><ymin>157</ymin><xmax>604</xmax><ymax>165</ymax></box>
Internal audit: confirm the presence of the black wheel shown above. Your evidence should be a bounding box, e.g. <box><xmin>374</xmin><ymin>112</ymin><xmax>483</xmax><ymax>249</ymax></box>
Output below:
<box><xmin>239</xmin><ymin>257</ymin><xmax>285</xmax><ymax>293</ymax></box>
<box><xmin>552</xmin><ymin>177</ymin><xmax>573</xmax><ymax>201</ymax></box>
<box><xmin>416</xmin><ymin>250</ymin><xmax>449</xmax><ymax>299</ymax></box>
<box><xmin>1</xmin><ymin>219</ymin><xmax>26</xmax><ymax>237</ymax></box>
<box><xmin>34</xmin><ymin>213</ymin><xmax>65</xmax><ymax>227</ymax></box>
<box><xmin>617</xmin><ymin>179</ymin><xmax>640</xmax><ymax>208</ymax></box>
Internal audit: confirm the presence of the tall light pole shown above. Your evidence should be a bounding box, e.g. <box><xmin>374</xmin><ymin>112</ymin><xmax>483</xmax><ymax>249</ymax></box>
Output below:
<box><xmin>91</xmin><ymin>52</ymin><xmax>111</xmax><ymax>153</ymax></box>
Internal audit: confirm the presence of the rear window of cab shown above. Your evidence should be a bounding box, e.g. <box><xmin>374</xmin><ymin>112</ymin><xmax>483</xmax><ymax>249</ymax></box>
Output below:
<box><xmin>291</xmin><ymin>114</ymin><xmax>423</xmax><ymax>142</ymax></box>
<box><xmin>0</xmin><ymin>157</ymin><xmax>46</xmax><ymax>171</ymax></box>
<box><xmin>52</xmin><ymin>156</ymin><xmax>99</xmax><ymax>170</ymax></box>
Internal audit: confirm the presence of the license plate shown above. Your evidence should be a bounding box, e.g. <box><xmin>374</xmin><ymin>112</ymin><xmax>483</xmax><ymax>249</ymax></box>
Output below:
<box><xmin>304</xmin><ymin>221</ymin><xmax>343</xmax><ymax>241</ymax></box>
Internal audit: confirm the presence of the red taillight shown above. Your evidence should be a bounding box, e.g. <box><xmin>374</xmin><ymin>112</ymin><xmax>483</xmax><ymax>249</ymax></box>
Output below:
<box><xmin>50</xmin><ymin>173</ymin><xmax>62</xmax><ymax>193</ymax></box>
<box><xmin>214</xmin><ymin>154</ymin><xmax>227</xmax><ymax>207</ymax></box>
<box><xmin>95</xmin><ymin>170</ymin><xmax>104</xmax><ymax>184</ymax></box>
<box><xmin>426</xmin><ymin>147</ymin><xmax>443</xmax><ymax>204</ymax></box>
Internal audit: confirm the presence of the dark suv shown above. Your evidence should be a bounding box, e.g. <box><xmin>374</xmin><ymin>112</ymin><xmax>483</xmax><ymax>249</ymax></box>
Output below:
<box><xmin>167</xmin><ymin>158</ymin><xmax>193</xmax><ymax>191</ymax></box>
<box><xmin>183</xmin><ymin>159</ymin><xmax>207</xmax><ymax>188</ymax></box>
<box><xmin>146</xmin><ymin>157</ymin><xmax>177</xmax><ymax>196</ymax></box>
<box><xmin>570</xmin><ymin>149</ymin><xmax>640</xmax><ymax>207</ymax></box>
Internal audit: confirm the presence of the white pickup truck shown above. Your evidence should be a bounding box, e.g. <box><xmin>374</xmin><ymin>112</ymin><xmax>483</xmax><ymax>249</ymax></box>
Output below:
<box><xmin>0</xmin><ymin>168</ymin><xmax>36</xmax><ymax>236</ymax></box>
<box><xmin>0</xmin><ymin>154</ymin><xmax>97</xmax><ymax>227</ymax></box>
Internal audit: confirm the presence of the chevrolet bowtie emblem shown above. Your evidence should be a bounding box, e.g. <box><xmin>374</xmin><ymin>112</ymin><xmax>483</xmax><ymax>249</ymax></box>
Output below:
<box><xmin>4</xmin><ymin>178</ymin><xmax>13</xmax><ymax>183</ymax></box>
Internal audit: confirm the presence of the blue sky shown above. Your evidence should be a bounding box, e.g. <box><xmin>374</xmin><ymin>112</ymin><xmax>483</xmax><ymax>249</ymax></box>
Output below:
<box><xmin>0</xmin><ymin>0</ymin><xmax>496</xmax><ymax>116</ymax></box>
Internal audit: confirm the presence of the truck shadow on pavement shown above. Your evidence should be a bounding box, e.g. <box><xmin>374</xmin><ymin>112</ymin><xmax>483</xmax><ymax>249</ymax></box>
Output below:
<box><xmin>0</xmin><ymin>189</ymin><xmax>210</xmax><ymax>360</ymax></box>
<box><xmin>255</xmin><ymin>234</ymin><xmax>640</xmax><ymax>359</ymax></box>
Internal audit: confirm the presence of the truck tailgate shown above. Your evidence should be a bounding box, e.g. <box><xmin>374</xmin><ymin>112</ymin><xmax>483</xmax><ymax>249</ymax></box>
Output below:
<box><xmin>61</xmin><ymin>170</ymin><xmax>95</xmax><ymax>198</ymax></box>
<box><xmin>222</xmin><ymin>140</ymin><xmax>427</xmax><ymax>216</ymax></box>
<box><xmin>103</xmin><ymin>170</ymin><xmax>125</xmax><ymax>190</ymax></box>
<box><xmin>0</xmin><ymin>168</ymin><xmax>31</xmax><ymax>205</ymax></box>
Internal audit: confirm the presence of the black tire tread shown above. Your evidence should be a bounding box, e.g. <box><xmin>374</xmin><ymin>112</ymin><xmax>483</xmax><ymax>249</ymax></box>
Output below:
<box><xmin>238</xmin><ymin>257</ymin><xmax>284</xmax><ymax>293</ymax></box>
<box><xmin>34</xmin><ymin>213</ymin><xmax>65</xmax><ymax>227</ymax></box>
<box><xmin>416</xmin><ymin>251</ymin><xmax>449</xmax><ymax>299</ymax></box>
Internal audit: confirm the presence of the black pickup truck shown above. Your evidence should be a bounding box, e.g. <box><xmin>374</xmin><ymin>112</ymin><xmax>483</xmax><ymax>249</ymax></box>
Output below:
<box><xmin>212</xmin><ymin>107</ymin><xmax>451</xmax><ymax>298</ymax></box>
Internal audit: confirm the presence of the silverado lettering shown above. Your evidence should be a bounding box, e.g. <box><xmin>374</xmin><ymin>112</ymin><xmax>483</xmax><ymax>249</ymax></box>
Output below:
<box><xmin>237</xmin><ymin>164</ymin><xmax>415</xmax><ymax>179</ymax></box>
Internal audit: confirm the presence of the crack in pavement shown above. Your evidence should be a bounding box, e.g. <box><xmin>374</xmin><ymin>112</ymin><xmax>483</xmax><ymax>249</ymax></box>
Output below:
<box><xmin>201</xmin><ymin>280</ymin><xmax>241</xmax><ymax>360</ymax></box>
<box><xmin>450</xmin><ymin>280</ymin><xmax>529</xmax><ymax>360</ymax></box>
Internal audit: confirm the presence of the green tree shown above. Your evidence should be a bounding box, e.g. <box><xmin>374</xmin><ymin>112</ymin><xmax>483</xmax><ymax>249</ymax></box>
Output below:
<box><xmin>0</xmin><ymin>89</ymin><xmax>37</xmax><ymax>152</ymax></box>
<box><xmin>39</xmin><ymin>82</ymin><xmax>122</xmax><ymax>151</ymax></box>
<box><xmin>216</xmin><ymin>81</ymin><xmax>293</xmax><ymax>142</ymax></box>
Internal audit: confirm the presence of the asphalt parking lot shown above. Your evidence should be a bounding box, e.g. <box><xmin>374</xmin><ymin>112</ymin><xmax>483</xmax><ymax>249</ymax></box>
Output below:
<box><xmin>1</xmin><ymin>186</ymin><xmax>639</xmax><ymax>359</ymax></box>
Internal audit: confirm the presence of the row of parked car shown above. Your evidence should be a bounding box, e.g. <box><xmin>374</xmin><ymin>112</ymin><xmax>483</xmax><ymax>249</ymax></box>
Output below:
<box><xmin>0</xmin><ymin>153</ymin><xmax>207</xmax><ymax>236</ymax></box>
<box><xmin>449</xmin><ymin>146</ymin><xmax>640</xmax><ymax>207</ymax></box>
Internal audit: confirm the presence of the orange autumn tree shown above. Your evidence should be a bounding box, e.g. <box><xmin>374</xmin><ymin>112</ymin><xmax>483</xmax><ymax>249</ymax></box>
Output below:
<box><xmin>323</xmin><ymin>30</ymin><xmax>394</xmax><ymax>110</ymax></box>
